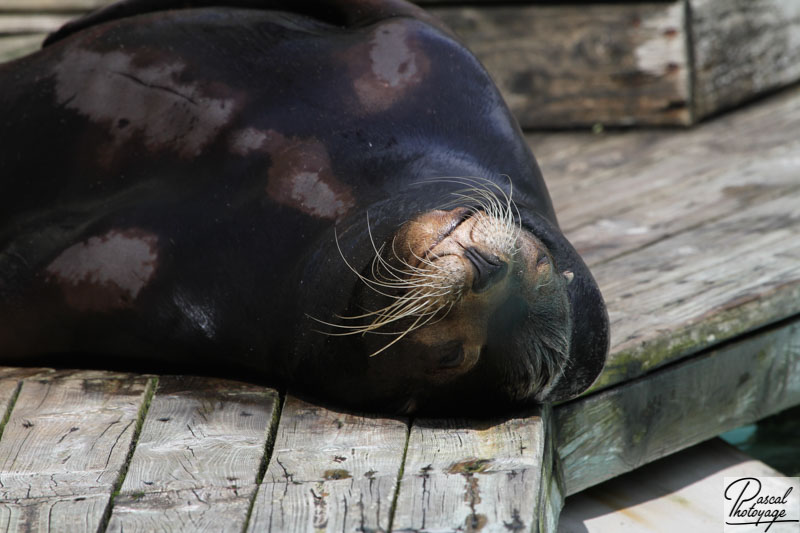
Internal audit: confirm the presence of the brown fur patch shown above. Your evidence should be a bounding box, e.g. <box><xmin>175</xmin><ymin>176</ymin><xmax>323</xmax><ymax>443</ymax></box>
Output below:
<box><xmin>45</xmin><ymin>229</ymin><xmax>158</xmax><ymax>312</ymax></box>
<box><xmin>52</xmin><ymin>47</ymin><xmax>238</xmax><ymax>164</ymax></box>
<box><xmin>230</xmin><ymin>128</ymin><xmax>356</xmax><ymax>220</ymax></box>
<box><xmin>343</xmin><ymin>21</ymin><xmax>430</xmax><ymax>114</ymax></box>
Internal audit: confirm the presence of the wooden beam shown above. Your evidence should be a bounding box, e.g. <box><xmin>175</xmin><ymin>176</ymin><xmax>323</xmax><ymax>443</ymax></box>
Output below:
<box><xmin>430</xmin><ymin>2</ymin><xmax>692</xmax><ymax>128</ymax></box>
<box><xmin>0</xmin><ymin>14</ymin><xmax>71</xmax><ymax>34</ymax></box>
<box><xmin>556</xmin><ymin>318</ymin><xmax>800</xmax><ymax>495</ymax></box>
<box><xmin>691</xmin><ymin>0</ymin><xmax>800</xmax><ymax>120</ymax></box>
<box><xmin>0</xmin><ymin>34</ymin><xmax>43</xmax><ymax>62</ymax></box>
<box><xmin>0</xmin><ymin>371</ymin><xmax>154</xmax><ymax>532</ymax></box>
<box><xmin>106</xmin><ymin>376</ymin><xmax>279</xmax><ymax>532</ymax></box>
<box><xmin>590</xmin><ymin>188</ymin><xmax>800</xmax><ymax>391</ymax></box>
<box><xmin>0</xmin><ymin>0</ymin><xmax>111</xmax><ymax>11</ymax></box>
<box><xmin>392</xmin><ymin>406</ymin><xmax>562</xmax><ymax>532</ymax></box>
<box><xmin>247</xmin><ymin>395</ymin><xmax>409</xmax><ymax>532</ymax></box>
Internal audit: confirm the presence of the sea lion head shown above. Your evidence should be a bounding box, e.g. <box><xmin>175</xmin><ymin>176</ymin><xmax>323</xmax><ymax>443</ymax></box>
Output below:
<box><xmin>313</xmin><ymin>178</ymin><xmax>608</xmax><ymax>415</ymax></box>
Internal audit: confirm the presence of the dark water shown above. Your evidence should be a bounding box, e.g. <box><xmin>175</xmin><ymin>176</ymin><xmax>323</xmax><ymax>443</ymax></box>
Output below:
<box><xmin>721</xmin><ymin>404</ymin><xmax>800</xmax><ymax>477</ymax></box>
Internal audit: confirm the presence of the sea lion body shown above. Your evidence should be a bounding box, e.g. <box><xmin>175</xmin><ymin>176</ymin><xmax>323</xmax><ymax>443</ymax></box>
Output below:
<box><xmin>0</xmin><ymin>0</ymin><xmax>608</xmax><ymax>414</ymax></box>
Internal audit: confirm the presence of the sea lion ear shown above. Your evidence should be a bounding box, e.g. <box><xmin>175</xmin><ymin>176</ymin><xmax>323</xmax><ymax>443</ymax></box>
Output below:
<box><xmin>562</xmin><ymin>270</ymin><xmax>574</xmax><ymax>284</ymax></box>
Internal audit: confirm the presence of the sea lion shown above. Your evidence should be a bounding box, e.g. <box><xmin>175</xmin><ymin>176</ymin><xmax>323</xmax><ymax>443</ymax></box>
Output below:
<box><xmin>0</xmin><ymin>0</ymin><xmax>608</xmax><ymax>414</ymax></box>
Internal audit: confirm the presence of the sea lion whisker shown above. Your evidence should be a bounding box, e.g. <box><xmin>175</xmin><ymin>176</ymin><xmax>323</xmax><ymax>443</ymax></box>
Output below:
<box><xmin>339</xmin><ymin>224</ymin><xmax>443</xmax><ymax>295</ymax></box>
<box><xmin>333</xmin><ymin>231</ymin><xmax>407</xmax><ymax>299</ymax></box>
<box><xmin>336</xmin><ymin>285</ymin><xmax>450</xmax><ymax>324</ymax></box>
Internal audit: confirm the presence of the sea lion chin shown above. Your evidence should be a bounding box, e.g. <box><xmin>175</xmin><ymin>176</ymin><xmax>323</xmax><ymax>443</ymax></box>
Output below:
<box><xmin>0</xmin><ymin>0</ymin><xmax>609</xmax><ymax>415</ymax></box>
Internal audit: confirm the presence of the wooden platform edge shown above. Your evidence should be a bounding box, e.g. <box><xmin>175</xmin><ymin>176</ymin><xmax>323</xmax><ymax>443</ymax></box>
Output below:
<box><xmin>390</xmin><ymin>406</ymin><xmax>563</xmax><ymax>533</ymax></box>
<box><xmin>538</xmin><ymin>404</ymin><xmax>564</xmax><ymax>533</ymax></box>
<box><xmin>555</xmin><ymin>316</ymin><xmax>800</xmax><ymax>495</ymax></box>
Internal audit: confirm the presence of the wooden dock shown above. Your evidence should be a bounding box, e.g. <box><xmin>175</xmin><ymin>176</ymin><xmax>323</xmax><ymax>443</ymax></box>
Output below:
<box><xmin>1</xmin><ymin>1</ymin><xmax>800</xmax><ymax>531</ymax></box>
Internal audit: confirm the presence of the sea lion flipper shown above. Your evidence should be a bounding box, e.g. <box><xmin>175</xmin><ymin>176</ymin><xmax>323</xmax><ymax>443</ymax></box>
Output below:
<box><xmin>43</xmin><ymin>0</ymin><xmax>448</xmax><ymax>48</ymax></box>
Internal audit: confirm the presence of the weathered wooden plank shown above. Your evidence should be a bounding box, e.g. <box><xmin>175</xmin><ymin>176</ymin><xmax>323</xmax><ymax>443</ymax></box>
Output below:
<box><xmin>0</xmin><ymin>34</ymin><xmax>43</xmax><ymax>62</ymax></box>
<box><xmin>0</xmin><ymin>377</ymin><xmax>20</xmax><ymax>422</ymax></box>
<box><xmin>0</xmin><ymin>372</ymin><xmax>153</xmax><ymax>533</ymax></box>
<box><xmin>393</xmin><ymin>407</ymin><xmax>562</xmax><ymax>533</ymax></box>
<box><xmin>0</xmin><ymin>366</ymin><xmax>54</xmax><ymax>380</ymax></box>
<box><xmin>107</xmin><ymin>376</ymin><xmax>279</xmax><ymax>531</ymax></box>
<box><xmin>558</xmin><ymin>439</ymin><xmax>789</xmax><ymax>533</ymax></box>
<box><xmin>0</xmin><ymin>373</ymin><xmax>153</xmax><ymax>499</ymax></box>
<box><xmin>532</xmin><ymin>81</ymin><xmax>800</xmax><ymax>266</ymax></box>
<box><xmin>691</xmin><ymin>0</ymin><xmax>800</xmax><ymax>120</ymax></box>
<box><xmin>592</xmin><ymin>191</ymin><xmax>800</xmax><ymax>390</ymax></box>
<box><xmin>0</xmin><ymin>493</ymin><xmax>109</xmax><ymax>533</ymax></box>
<box><xmin>556</xmin><ymin>318</ymin><xmax>800</xmax><ymax>495</ymax></box>
<box><xmin>528</xmin><ymin>85</ymin><xmax>800</xmax><ymax>391</ymax></box>
<box><xmin>118</xmin><ymin>376</ymin><xmax>278</xmax><ymax>493</ymax></box>
<box><xmin>0</xmin><ymin>14</ymin><xmax>71</xmax><ymax>34</ymax></box>
<box><xmin>0</xmin><ymin>0</ymin><xmax>111</xmax><ymax>10</ymax></box>
<box><xmin>247</xmin><ymin>395</ymin><xmax>408</xmax><ymax>533</ymax></box>
<box><xmin>108</xmin><ymin>487</ymin><xmax>256</xmax><ymax>533</ymax></box>
<box><xmin>431</xmin><ymin>2</ymin><xmax>691</xmax><ymax>128</ymax></box>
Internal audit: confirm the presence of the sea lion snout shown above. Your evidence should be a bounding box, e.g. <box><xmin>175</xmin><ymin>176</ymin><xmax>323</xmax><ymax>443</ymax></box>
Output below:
<box><xmin>464</xmin><ymin>246</ymin><xmax>507</xmax><ymax>292</ymax></box>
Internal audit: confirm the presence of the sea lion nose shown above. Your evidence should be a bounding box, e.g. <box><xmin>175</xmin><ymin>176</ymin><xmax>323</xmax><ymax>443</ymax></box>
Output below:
<box><xmin>465</xmin><ymin>247</ymin><xmax>508</xmax><ymax>292</ymax></box>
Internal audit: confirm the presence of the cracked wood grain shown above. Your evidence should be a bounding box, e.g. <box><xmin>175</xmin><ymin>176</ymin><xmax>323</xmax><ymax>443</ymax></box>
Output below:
<box><xmin>106</xmin><ymin>376</ymin><xmax>279</xmax><ymax>533</ymax></box>
<box><xmin>392</xmin><ymin>407</ymin><xmax>562</xmax><ymax>533</ymax></box>
<box><xmin>0</xmin><ymin>371</ymin><xmax>152</xmax><ymax>533</ymax></box>
<box><xmin>247</xmin><ymin>395</ymin><xmax>408</xmax><ymax>533</ymax></box>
